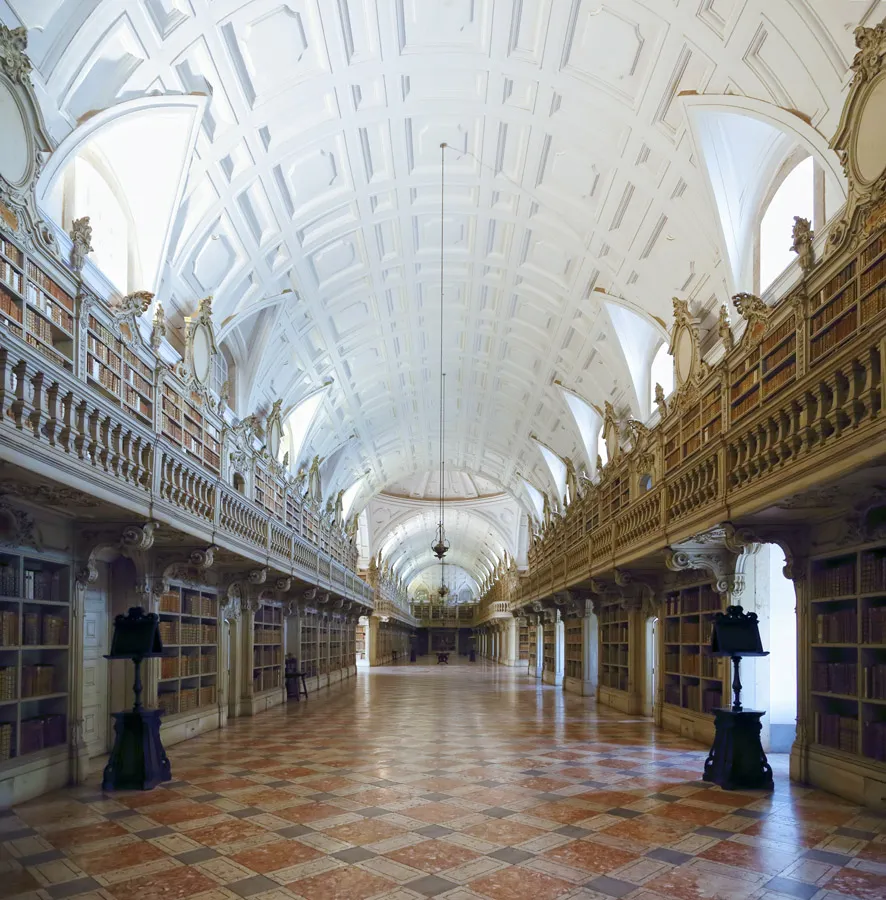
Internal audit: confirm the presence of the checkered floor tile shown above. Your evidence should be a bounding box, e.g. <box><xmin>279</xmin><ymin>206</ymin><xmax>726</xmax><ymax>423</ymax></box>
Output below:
<box><xmin>3</xmin><ymin>660</ymin><xmax>885</xmax><ymax>900</ymax></box>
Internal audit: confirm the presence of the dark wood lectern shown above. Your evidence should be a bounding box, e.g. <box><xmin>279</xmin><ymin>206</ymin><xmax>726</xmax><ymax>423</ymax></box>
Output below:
<box><xmin>703</xmin><ymin>605</ymin><xmax>773</xmax><ymax>791</ymax></box>
<box><xmin>102</xmin><ymin>607</ymin><xmax>171</xmax><ymax>791</ymax></box>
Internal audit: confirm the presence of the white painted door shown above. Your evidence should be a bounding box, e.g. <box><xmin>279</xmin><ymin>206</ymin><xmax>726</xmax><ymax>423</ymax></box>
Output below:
<box><xmin>81</xmin><ymin>568</ymin><xmax>109</xmax><ymax>759</ymax></box>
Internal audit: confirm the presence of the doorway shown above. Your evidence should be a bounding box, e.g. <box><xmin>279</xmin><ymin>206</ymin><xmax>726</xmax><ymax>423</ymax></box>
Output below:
<box><xmin>645</xmin><ymin>617</ymin><xmax>658</xmax><ymax>718</ymax></box>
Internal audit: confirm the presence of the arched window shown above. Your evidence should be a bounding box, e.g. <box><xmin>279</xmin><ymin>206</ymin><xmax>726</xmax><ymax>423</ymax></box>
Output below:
<box><xmin>649</xmin><ymin>343</ymin><xmax>674</xmax><ymax>414</ymax></box>
<box><xmin>59</xmin><ymin>155</ymin><xmax>133</xmax><ymax>290</ymax></box>
<box><xmin>759</xmin><ymin>156</ymin><xmax>815</xmax><ymax>293</ymax></box>
<box><xmin>596</xmin><ymin>428</ymin><xmax>608</xmax><ymax>468</ymax></box>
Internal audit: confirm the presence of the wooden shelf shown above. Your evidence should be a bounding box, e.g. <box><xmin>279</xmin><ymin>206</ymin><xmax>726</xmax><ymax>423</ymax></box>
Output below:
<box><xmin>600</xmin><ymin>604</ymin><xmax>628</xmax><ymax>691</ymax></box>
<box><xmin>662</xmin><ymin>583</ymin><xmax>724</xmax><ymax>715</ymax></box>
<box><xmin>565</xmin><ymin>619</ymin><xmax>582</xmax><ymax>679</ymax></box>
<box><xmin>0</xmin><ymin>552</ymin><xmax>70</xmax><ymax>764</ymax></box>
<box><xmin>809</xmin><ymin>545</ymin><xmax>886</xmax><ymax>762</ymax></box>
<box><xmin>157</xmin><ymin>586</ymin><xmax>219</xmax><ymax>717</ymax></box>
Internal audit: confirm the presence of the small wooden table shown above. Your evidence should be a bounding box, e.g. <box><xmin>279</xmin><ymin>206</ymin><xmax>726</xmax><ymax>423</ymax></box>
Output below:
<box><xmin>436</xmin><ymin>652</ymin><xmax>450</xmax><ymax>664</ymax></box>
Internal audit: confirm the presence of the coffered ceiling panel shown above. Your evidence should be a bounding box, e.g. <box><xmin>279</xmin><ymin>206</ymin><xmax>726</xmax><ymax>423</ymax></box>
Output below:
<box><xmin>6</xmin><ymin>0</ymin><xmax>871</xmax><ymax>571</ymax></box>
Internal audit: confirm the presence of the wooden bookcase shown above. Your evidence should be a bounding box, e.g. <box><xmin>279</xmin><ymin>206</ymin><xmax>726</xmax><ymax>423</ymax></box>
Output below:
<box><xmin>318</xmin><ymin>616</ymin><xmax>329</xmax><ymax>676</ymax></box>
<box><xmin>84</xmin><ymin>311</ymin><xmax>155</xmax><ymax>424</ymax></box>
<box><xmin>0</xmin><ymin>232</ymin><xmax>75</xmax><ymax>370</ymax></box>
<box><xmin>345</xmin><ymin>621</ymin><xmax>356</xmax><ymax>665</ymax></box>
<box><xmin>0</xmin><ymin>551</ymin><xmax>70</xmax><ymax>763</ymax></box>
<box><xmin>329</xmin><ymin>619</ymin><xmax>342</xmax><ymax>672</ymax></box>
<box><xmin>565</xmin><ymin>619</ymin><xmax>583</xmax><ymax>679</ymax></box>
<box><xmin>253</xmin><ymin>603</ymin><xmax>283</xmax><ymax>694</ymax></box>
<box><xmin>157</xmin><ymin>587</ymin><xmax>218</xmax><ymax>716</ymax></box>
<box><xmin>728</xmin><ymin>312</ymin><xmax>797</xmax><ymax>424</ymax></box>
<box><xmin>300</xmin><ymin>611</ymin><xmax>319</xmax><ymax>677</ymax></box>
<box><xmin>160</xmin><ymin>382</ymin><xmax>222</xmax><ymax>474</ymax></box>
<box><xmin>600</xmin><ymin>604</ymin><xmax>628</xmax><ymax>691</ymax></box>
<box><xmin>663</xmin><ymin>385</ymin><xmax>722</xmax><ymax>473</ymax></box>
<box><xmin>527</xmin><ymin>623</ymin><xmax>537</xmax><ymax>672</ymax></box>
<box><xmin>810</xmin><ymin>544</ymin><xmax>886</xmax><ymax>762</ymax></box>
<box><xmin>255</xmin><ymin>464</ymin><xmax>284</xmax><ymax>521</ymax></box>
<box><xmin>543</xmin><ymin>621</ymin><xmax>555</xmax><ymax>673</ymax></box>
<box><xmin>355</xmin><ymin>621</ymin><xmax>366</xmax><ymax>663</ymax></box>
<box><xmin>519</xmin><ymin>623</ymin><xmax>529</xmax><ymax>662</ymax></box>
<box><xmin>662</xmin><ymin>583</ymin><xmax>724</xmax><ymax>716</ymax></box>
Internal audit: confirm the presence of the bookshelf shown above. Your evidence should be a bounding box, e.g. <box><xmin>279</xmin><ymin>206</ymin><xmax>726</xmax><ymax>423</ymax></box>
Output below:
<box><xmin>810</xmin><ymin>545</ymin><xmax>886</xmax><ymax>762</ymax></box>
<box><xmin>329</xmin><ymin>619</ymin><xmax>342</xmax><ymax>673</ymax></box>
<box><xmin>0</xmin><ymin>551</ymin><xmax>70</xmax><ymax>764</ymax></box>
<box><xmin>85</xmin><ymin>311</ymin><xmax>155</xmax><ymax>424</ymax></box>
<box><xmin>565</xmin><ymin>619</ymin><xmax>583</xmax><ymax>679</ymax></box>
<box><xmin>255</xmin><ymin>464</ymin><xmax>284</xmax><ymax>521</ymax></box>
<box><xmin>543</xmin><ymin>621</ymin><xmax>555</xmax><ymax>674</ymax></box>
<box><xmin>728</xmin><ymin>313</ymin><xmax>797</xmax><ymax>424</ymax></box>
<box><xmin>663</xmin><ymin>386</ymin><xmax>722</xmax><ymax>474</ymax></box>
<box><xmin>0</xmin><ymin>233</ymin><xmax>24</xmax><ymax>340</ymax></box>
<box><xmin>157</xmin><ymin>587</ymin><xmax>218</xmax><ymax>717</ymax></box>
<box><xmin>318</xmin><ymin>616</ymin><xmax>329</xmax><ymax>676</ymax></box>
<box><xmin>519</xmin><ymin>622</ymin><xmax>529</xmax><ymax>662</ymax></box>
<box><xmin>346</xmin><ymin>620</ymin><xmax>356</xmax><ymax>666</ymax></box>
<box><xmin>803</xmin><ymin>228</ymin><xmax>886</xmax><ymax>368</ymax></box>
<box><xmin>300</xmin><ymin>611</ymin><xmax>319</xmax><ymax>677</ymax></box>
<box><xmin>356</xmin><ymin>620</ymin><xmax>366</xmax><ymax>663</ymax></box>
<box><xmin>600</xmin><ymin>604</ymin><xmax>628</xmax><ymax>691</ymax></box>
<box><xmin>0</xmin><ymin>233</ymin><xmax>75</xmax><ymax>370</ymax></box>
<box><xmin>253</xmin><ymin>602</ymin><xmax>283</xmax><ymax>694</ymax></box>
<box><xmin>662</xmin><ymin>583</ymin><xmax>724</xmax><ymax>716</ymax></box>
<box><xmin>160</xmin><ymin>382</ymin><xmax>221</xmax><ymax>474</ymax></box>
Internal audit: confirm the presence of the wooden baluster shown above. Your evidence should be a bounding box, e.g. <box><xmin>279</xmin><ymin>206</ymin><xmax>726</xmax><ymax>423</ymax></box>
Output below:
<box><xmin>44</xmin><ymin>381</ymin><xmax>61</xmax><ymax>446</ymax></box>
<box><xmin>85</xmin><ymin>407</ymin><xmax>100</xmax><ymax>464</ymax></box>
<box><xmin>27</xmin><ymin>370</ymin><xmax>46</xmax><ymax>439</ymax></box>
<box><xmin>73</xmin><ymin>400</ymin><xmax>88</xmax><ymax>458</ymax></box>
<box><xmin>0</xmin><ymin>348</ymin><xmax>14</xmax><ymax>421</ymax></box>
<box><xmin>97</xmin><ymin>415</ymin><xmax>111</xmax><ymax>471</ymax></box>
<box><xmin>11</xmin><ymin>359</ymin><xmax>35</xmax><ymax>431</ymax></box>
<box><xmin>832</xmin><ymin>368</ymin><xmax>851</xmax><ymax>437</ymax></box>
<box><xmin>108</xmin><ymin>423</ymin><xmax>123</xmax><ymax>476</ymax></box>
<box><xmin>57</xmin><ymin>390</ymin><xmax>74</xmax><ymax>453</ymax></box>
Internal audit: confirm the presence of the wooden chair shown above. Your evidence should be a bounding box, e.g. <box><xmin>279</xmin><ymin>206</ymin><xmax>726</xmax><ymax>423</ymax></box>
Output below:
<box><xmin>285</xmin><ymin>656</ymin><xmax>308</xmax><ymax>701</ymax></box>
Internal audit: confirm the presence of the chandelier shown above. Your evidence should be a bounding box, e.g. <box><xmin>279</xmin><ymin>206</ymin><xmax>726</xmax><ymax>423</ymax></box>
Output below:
<box><xmin>437</xmin><ymin>558</ymin><xmax>449</xmax><ymax>600</ymax></box>
<box><xmin>432</xmin><ymin>141</ymin><xmax>450</xmax><ymax>562</ymax></box>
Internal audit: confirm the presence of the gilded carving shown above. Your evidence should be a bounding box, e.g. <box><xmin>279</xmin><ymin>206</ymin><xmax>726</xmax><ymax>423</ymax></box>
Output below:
<box><xmin>69</xmin><ymin>217</ymin><xmax>93</xmax><ymax>276</ymax></box>
<box><xmin>718</xmin><ymin>304</ymin><xmax>734</xmax><ymax>352</ymax></box>
<box><xmin>732</xmin><ymin>293</ymin><xmax>769</xmax><ymax>347</ymax></box>
<box><xmin>0</xmin><ymin>24</ymin><xmax>31</xmax><ymax>84</ymax></box>
<box><xmin>151</xmin><ymin>303</ymin><xmax>167</xmax><ymax>351</ymax></box>
<box><xmin>791</xmin><ymin>216</ymin><xmax>815</xmax><ymax>274</ymax></box>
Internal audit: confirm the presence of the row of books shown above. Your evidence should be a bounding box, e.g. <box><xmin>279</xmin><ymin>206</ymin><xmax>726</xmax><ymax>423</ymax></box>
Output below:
<box><xmin>0</xmin><ymin>260</ymin><xmax>22</xmax><ymax>294</ymax></box>
<box><xmin>0</xmin><ymin>666</ymin><xmax>15</xmax><ymax>700</ymax></box>
<box><xmin>864</xmin><ymin>721</ymin><xmax>886</xmax><ymax>762</ymax></box>
<box><xmin>862</xmin><ymin>664</ymin><xmax>886</xmax><ymax>700</ymax></box>
<box><xmin>157</xmin><ymin>685</ymin><xmax>217</xmax><ymax>716</ymax></box>
<box><xmin>861</xmin><ymin>283</ymin><xmax>886</xmax><ymax>324</ymax></box>
<box><xmin>20</xmin><ymin>713</ymin><xmax>66</xmax><ymax>756</ymax></box>
<box><xmin>0</xmin><ymin>610</ymin><xmax>17</xmax><ymax>646</ymax></box>
<box><xmin>23</xmin><ymin>613</ymin><xmax>67</xmax><ymax>646</ymax></box>
<box><xmin>814</xmin><ymin>711</ymin><xmax>859</xmax><ymax>754</ymax></box>
<box><xmin>761</xmin><ymin>317</ymin><xmax>796</xmax><ymax>355</ymax></box>
<box><xmin>862</xmin><ymin>607</ymin><xmax>886</xmax><ymax>644</ymax></box>
<box><xmin>860</xmin><ymin>255</ymin><xmax>886</xmax><ymax>294</ymax></box>
<box><xmin>253</xmin><ymin>648</ymin><xmax>281</xmax><ymax>667</ymax></box>
<box><xmin>731</xmin><ymin>388</ymin><xmax>761</xmax><ymax>420</ymax></box>
<box><xmin>0</xmin><ymin>722</ymin><xmax>11</xmax><ymax>761</ymax></box>
<box><xmin>0</xmin><ymin>290</ymin><xmax>22</xmax><ymax>330</ymax></box>
<box><xmin>812</xmin><ymin>270</ymin><xmax>855</xmax><ymax>330</ymax></box>
<box><xmin>158</xmin><ymin>621</ymin><xmax>217</xmax><ymax>645</ymax></box>
<box><xmin>88</xmin><ymin>358</ymin><xmax>120</xmax><ymax>391</ymax></box>
<box><xmin>21</xmin><ymin>664</ymin><xmax>57</xmax><ymax>697</ymax></box>
<box><xmin>814</xmin><ymin>610</ymin><xmax>857</xmax><ymax>643</ymax></box>
<box><xmin>0</xmin><ymin>235</ymin><xmax>23</xmax><ymax>267</ymax></box>
<box><xmin>812</xmin><ymin>662</ymin><xmax>858</xmax><ymax>695</ymax></box>
<box><xmin>602</xmin><ymin>625</ymin><xmax>628</xmax><ymax>642</ymax></box>
<box><xmin>762</xmin><ymin>360</ymin><xmax>797</xmax><ymax>397</ymax></box>
<box><xmin>253</xmin><ymin>669</ymin><xmax>282</xmax><ymax>692</ymax></box>
<box><xmin>603</xmin><ymin>669</ymin><xmax>628</xmax><ymax>691</ymax></box>
<box><xmin>27</xmin><ymin>260</ymin><xmax>74</xmax><ymax>309</ymax></box>
<box><xmin>810</xmin><ymin>307</ymin><xmax>858</xmax><ymax>362</ymax></box>
<box><xmin>860</xmin><ymin>552</ymin><xmax>886</xmax><ymax>594</ymax></box>
<box><xmin>254</xmin><ymin>627</ymin><xmax>281</xmax><ymax>644</ymax></box>
<box><xmin>812</xmin><ymin>561</ymin><xmax>856</xmax><ymax>598</ymax></box>
<box><xmin>87</xmin><ymin>334</ymin><xmax>121</xmax><ymax>367</ymax></box>
<box><xmin>603</xmin><ymin>647</ymin><xmax>628</xmax><ymax>666</ymax></box>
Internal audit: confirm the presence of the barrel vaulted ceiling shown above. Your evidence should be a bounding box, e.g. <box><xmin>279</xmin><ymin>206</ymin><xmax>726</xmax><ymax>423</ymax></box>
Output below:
<box><xmin>3</xmin><ymin>0</ymin><xmax>873</xmax><ymax>578</ymax></box>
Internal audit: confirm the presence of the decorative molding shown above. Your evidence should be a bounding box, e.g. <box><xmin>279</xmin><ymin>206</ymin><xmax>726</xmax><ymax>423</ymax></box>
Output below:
<box><xmin>0</xmin><ymin>496</ymin><xmax>42</xmax><ymax>551</ymax></box>
<box><xmin>791</xmin><ymin>216</ymin><xmax>815</xmax><ymax>274</ymax></box>
<box><xmin>69</xmin><ymin>216</ymin><xmax>92</xmax><ymax>276</ymax></box>
<box><xmin>0</xmin><ymin>24</ymin><xmax>31</xmax><ymax>84</ymax></box>
<box><xmin>733</xmin><ymin>293</ymin><xmax>769</xmax><ymax>348</ymax></box>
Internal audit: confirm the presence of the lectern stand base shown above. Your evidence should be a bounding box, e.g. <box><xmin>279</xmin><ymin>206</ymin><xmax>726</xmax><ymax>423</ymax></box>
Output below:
<box><xmin>102</xmin><ymin>709</ymin><xmax>171</xmax><ymax>791</ymax></box>
<box><xmin>703</xmin><ymin>708</ymin><xmax>773</xmax><ymax>791</ymax></box>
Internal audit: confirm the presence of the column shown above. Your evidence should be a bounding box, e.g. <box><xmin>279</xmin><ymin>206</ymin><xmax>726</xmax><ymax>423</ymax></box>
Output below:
<box><xmin>505</xmin><ymin>617</ymin><xmax>518</xmax><ymax>666</ymax></box>
<box><xmin>582</xmin><ymin>600</ymin><xmax>599</xmax><ymax>697</ymax></box>
<box><xmin>535</xmin><ymin>619</ymin><xmax>544</xmax><ymax>679</ymax></box>
<box><xmin>368</xmin><ymin>615</ymin><xmax>381</xmax><ymax>666</ymax></box>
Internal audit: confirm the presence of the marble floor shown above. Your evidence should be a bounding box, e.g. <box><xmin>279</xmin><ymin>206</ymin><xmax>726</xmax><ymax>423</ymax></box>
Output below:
<box><xmin>3</xmin><ymin>660</ymin><xmax>886</xmax><ymax>900</ymax></box>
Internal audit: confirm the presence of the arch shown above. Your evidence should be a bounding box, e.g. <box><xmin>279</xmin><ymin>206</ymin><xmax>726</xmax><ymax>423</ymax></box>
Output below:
<box><xmin>36</xmin><ymin>94</ymin><xmax>206</xmax><ymax>294</ymax></box>
<box><xmin>683</xmin><ymin>94</ymin><xmax>847</xmax><ymax>295</ymax></box>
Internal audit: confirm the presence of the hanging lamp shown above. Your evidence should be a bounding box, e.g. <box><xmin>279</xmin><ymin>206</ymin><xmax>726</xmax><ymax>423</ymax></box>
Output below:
<box><xmin>432</xmin><ymin>141</ymin><xmax>450</xmax><ymax>562</ymax></box>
